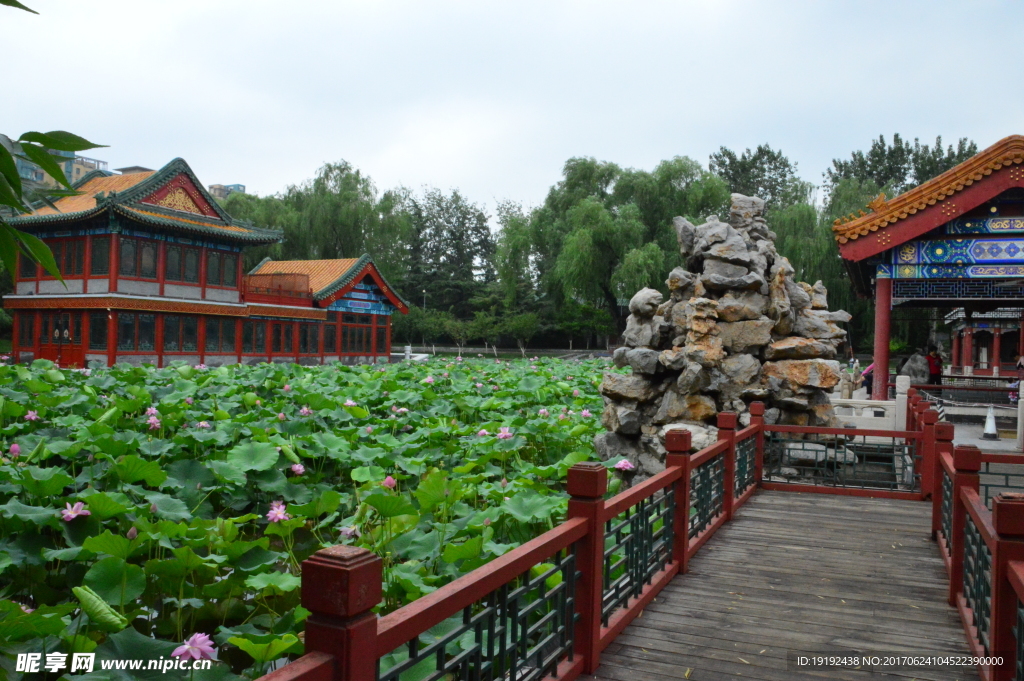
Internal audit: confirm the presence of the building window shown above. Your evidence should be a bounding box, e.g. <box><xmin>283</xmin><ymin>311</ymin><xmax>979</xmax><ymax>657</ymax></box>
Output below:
<box><xmin>184</xmin><ymin>249</ymin><xmax>200</xmax><ymax>283</ymax></box>
<box><xmin>119</xmin><ymin>238</ymin><xmax>157</xmax><ymax>279</ymax></box>
<box><xmin>91</xmin><ymin>237</ymin><xmax>110</xmax><ymax>276</ymax></box>
<box><xmin>19</xmin><ymin>251</ymin><xmax>35</xmax><ymax>279</ymax></box>
<box><xmin>18</xmin><ymin>312</ymin><xmax>34</xmax><ymax>348</ymax></box>
<box><xmin>205</xmin><ymin>318</ymin><xmax>236</xmax><ymax>353</ymax></box>
<box><xmin>89</xmin><ymin>312</ymin><xmax>107</xmax><ymax>350</ymax></box>
<box><xmin>40</xmin><ymin>313</ymin><xmax>76</xmax><ymax>346</ymax></box>
<box><xmin>164</xmin><ymin>315</ymin><xmax>199</xmax><ymax>353</ymax></box>
<box><xmin>283</xmin><ymin>324</ymin><xmax>293</xmax><ymax>353</ymax></box>
<box><xmin>376</xmin><ymin>316</ymin><xmax>387</xmax><ymax>354</ymax></box>
<box><xmin>40</xmin><ymin>240</ymin><xmax>84</xmax><ymax>278</ymax></box>
<box><xmin>299</xmin><ymin>323</ymin><xmax>319</xmax><ymax>354</ymax></box>
<box><xmin>341</xmin><ymin>314</ymin><xmax>373</xmax><ymax>354</ymax></box>
<box><xmin>206</xmin><ymin>251</ymin><xmax>238</xmax><ymax>287</ymax></box>
<box><xmin>116</xmin><ymin>313</ymin><xmax>155</xmax><ymax>352</ymax></box>
<box><xmin>117</xmin><ymin>313</ymin><xmax>135</xmax><ymax>351</ymax></box>
<box><xmin>324</xmin><ymin>324</ymin><xmax>336</xmax><ymax>353</ymax></box>
<box><xmin>165</xmin><ymin>245</ymin><xmax>202</xmax><ymax>283</ymax></box>
<box><xmin>243</xmin><ymin>321</ymin><xmax>266</xmax><ymax>354</ymax></box>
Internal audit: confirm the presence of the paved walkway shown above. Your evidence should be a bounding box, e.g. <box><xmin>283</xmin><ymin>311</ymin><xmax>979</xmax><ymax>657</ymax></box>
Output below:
<box><xmin>581</xmin><ymin>492</ymin><xmax>977</xmax><ymax>681</ymax></box>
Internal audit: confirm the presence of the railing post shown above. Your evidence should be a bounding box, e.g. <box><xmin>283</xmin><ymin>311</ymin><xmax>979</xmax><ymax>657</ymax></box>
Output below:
<box><xmin>749</xmin><ymin>401</ymin><xmax>766</xmax><ymax>485</ymax></box>
<box><xmin>949</xmin><ymin>445</ymin><xmax>982</xmax><ymax>607</ymax></box>
<box><xmin>894</xmin><ymin>375</ymin><xmax>910</xmax><ymax>432</ymax></box>
<box><xmin>932</xmin><ymin>422</ymin><xmax>955</xmax><ymax>539</ymax></box>
<box><xmin>717</xmin><ymin>412</ymin><xmax>737</xmax><ymax>522</ymax></box>
<box><xmin>665</xmin><ymin>429</ymin><xmax>692</xmax><ymax>573</ymax></box>
<box><xmin>567</xmin><ymin>461</ymin><xmax>608</xmax><ymax>675</ymax></box>
<box><xmin>988</xmin><ymin>494</ymin><xmax>1024</xmax><ymax>680</ymax></box>
<box><xmin>919</xmin><ymin>409</ymin><xmax>939</xmax><ymax>499</ymax></box>
<box><xmin>301</xmin><ymin>546</ymin><xmax>382</xmax><ymax>681</ymax></box>
<box><xmin>907</xmin><ymin>388</ymin><xmax>919</xmax><ymax>430</ymax></box>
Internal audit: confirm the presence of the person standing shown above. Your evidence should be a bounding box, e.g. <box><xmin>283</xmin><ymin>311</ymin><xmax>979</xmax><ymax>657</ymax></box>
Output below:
<box><xmin>926</xmin><ymin>345</ymin><xmax>943</xmax><ymax>385</ymax></box>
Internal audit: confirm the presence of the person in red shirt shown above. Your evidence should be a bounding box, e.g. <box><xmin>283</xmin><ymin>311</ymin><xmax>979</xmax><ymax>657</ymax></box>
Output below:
<box><xmin>926</xmin><ymin>345</ymin><xmax>943</xmax><ymax>385</ymax></box>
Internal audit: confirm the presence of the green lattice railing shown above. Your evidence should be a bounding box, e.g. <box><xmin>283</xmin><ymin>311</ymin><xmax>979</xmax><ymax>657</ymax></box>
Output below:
<box><xmin>689</xmin><ymin>453</ymin><xmax>724</xmax><ymax>539</ymax></box>
<box><xmin>735</xmin><ymin>434</ymin><xmax>757</xmax><ymax>497</ymax></box>
<box><xmin>963</xmin><ymin>513</ymin><xmax>992</xmax><ymax>654</ymax></box>
<box><xmin>941</xmin><ymin>470</ymin><xmax>953</xmax><ymax>559</ymax></box>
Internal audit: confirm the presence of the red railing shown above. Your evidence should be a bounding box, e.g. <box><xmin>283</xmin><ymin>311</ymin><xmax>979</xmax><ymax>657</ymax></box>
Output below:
<box><xmin>243</xmin><ymin>274</ymin><xmax>314</xmax><ymax>306</ymax></box>
<box><xmin>263</xmin><ymin>398</ymin><xmax>1024</xmax><ymax>681</ymax></box>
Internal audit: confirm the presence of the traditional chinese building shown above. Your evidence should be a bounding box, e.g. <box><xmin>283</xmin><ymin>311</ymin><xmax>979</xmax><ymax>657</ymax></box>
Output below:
<box><xmin>835</xmin><ymin>135</ymin><xmax>1024</xmax><ymax>398</ymax></box>
<box><xmin>5</xmin><ymin>158</ymin><xmax>407</xmax><ymax>368</ymax></box>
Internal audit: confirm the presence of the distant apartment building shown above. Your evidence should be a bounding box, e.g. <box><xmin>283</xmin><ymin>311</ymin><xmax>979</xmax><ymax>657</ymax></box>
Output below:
<box><xmin>16</xmin><ymin>153</ymin><xmax>109</xmax><ymax>193</ymax></box>
<box><xmin>209</xmin><ymin>183</ymin><xmax>245</xmax><ymax>200</ymax></box>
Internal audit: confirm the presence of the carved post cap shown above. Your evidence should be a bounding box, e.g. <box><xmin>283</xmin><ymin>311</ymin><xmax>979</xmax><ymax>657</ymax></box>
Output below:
<box><xmin>717</xmin><ymin>412</ymin><xmax>737</xmax><ymax>430</ymax></box>
<box><xmin>921</xmin><ymin>409</ymin><xmax>939</xmax><ymax>425</ymax></box>
<box><xmin>301</xmin><ymin>545</ymin><xmax>382</xmax><ymax>619</ymax></box>
<box><xmin>568</xmin><ymin>462</ymin><xmax>608</xmax><ymax>499</ymax></box>
<box><xmin>993</xmin><ymin>494</ymin><xmax>1024</xmax><ymax>537</ymax></box>
<box><xmin>952</xmin><ymin>445</ymin><xmax>982</xmax><ymax>472</ymax></box>
<box><xmin>664</xmin><ymin>428</ymin><xmax>692</xmax><ymax>453</ymax></box>
<box><xmin>917</xmin><ymin>400</ymin><xmax>933</xmax><ymax>413</ymax></box>
<box><xmin>748</xmin><ymin>401</ymin><xmax>765</xmax><ymax>417</ymax></box>
<box><xmin>908</xmin><ymin>387</ymin><xmax>918</xmax><ymax>399</ymax></box>
<box><xmin>936</xmin><ymin>422</ymin><xmax>955</xmax><ymax>441</ymax></box>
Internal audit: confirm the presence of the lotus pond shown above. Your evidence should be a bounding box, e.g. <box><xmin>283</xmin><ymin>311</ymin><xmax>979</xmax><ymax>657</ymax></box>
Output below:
<box><xmin>0</xmin><ymin>356</ymin><xmax>627</xmax><ymax>679</ymax></box>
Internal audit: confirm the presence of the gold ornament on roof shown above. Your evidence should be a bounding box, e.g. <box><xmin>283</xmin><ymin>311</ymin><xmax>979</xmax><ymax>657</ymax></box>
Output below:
<box><xmin>867</xmin><ymin>193</ymin><xmax>888</xmax><ymax>213</ymax></box>
<box><xmin>157</xmin><ymin>188</ymin><xmax>202</xmax><ymax>215</ymax></box>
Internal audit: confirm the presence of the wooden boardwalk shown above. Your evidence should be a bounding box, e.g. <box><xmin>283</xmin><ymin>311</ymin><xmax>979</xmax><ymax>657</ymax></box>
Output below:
<box><xmin>582</xmin><ymin>491</ymin><xmax>978</xmax><ymax>681</ymax></box>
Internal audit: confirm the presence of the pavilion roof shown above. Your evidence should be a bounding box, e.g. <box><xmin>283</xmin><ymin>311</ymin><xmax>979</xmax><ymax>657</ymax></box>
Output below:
<box><xmin>10</xmin><ymin>158</ymin><xmax>281</xmax><ymax>245</ymax></box>
<box><xmin>250</xmin><ymin>255</ymin><xmax>409</xmax><ymax>309</ymax></box>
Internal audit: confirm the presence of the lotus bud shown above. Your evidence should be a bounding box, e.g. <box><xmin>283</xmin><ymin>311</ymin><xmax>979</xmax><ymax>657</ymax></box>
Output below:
<box><xmin>127</xmin><ymin>526</ymin><xmax>138</xmax><ymax>540</ymax></box>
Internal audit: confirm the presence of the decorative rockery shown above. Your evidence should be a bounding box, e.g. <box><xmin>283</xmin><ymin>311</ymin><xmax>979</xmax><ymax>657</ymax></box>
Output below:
<box><xmin>596</xmin><ymin>194</ymin><xmax>850</xmax><ymax>479</ymax></box>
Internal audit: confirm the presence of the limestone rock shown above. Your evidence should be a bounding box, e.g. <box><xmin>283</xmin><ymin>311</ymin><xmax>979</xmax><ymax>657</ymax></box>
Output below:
<box><xmin>720</xmin><ymin>353</ymin><xmax>761</xmax><ymax>385</ymax></box>
<box><xmin>622</xmin><ymin>314</ymin><xmax>660</xmax><ymax>348</ymax></box>
<box><xmin>762</xmin><ymin>359</ymin><xmax>842</xmax><ymax>390</ymax></box>
<box><xmin>658</xmin><ymin>347</ymin><xmax>688</xmax><ymax>371</ymax></box>
<box><xmin>899</xmin><ymin>353</ymin><xmax>930</xmax><ymax>385</ymax></box>
<box><xmin>676</xmin><ymin>362</ymin><xmax>709</xmax><ymax>393</ymax></box>
<box><xmin>673</xmin><ymin>217</ymin><xmax>697</xmax><ymax>260</ymax></box>
<box><xmin>629</xmin><ymin>288</ymin><xmax>663</xmax><ymax>318</ymax></box>
<box><xmin>717</xmin><ymin>317</ymin><xmax>773</xmax><ymax>353</ymax></box>
<box><xmin>626</xmin><ymin>348</ymin><xmax>661</xmax><ymax>375</ymax></box>
<box><xmin>653</xmin><ymin>390</ymin><xmax>717</xmax><ymax>424</ymax></box>
<box><xmin>602</xmin><ymin>403</ymin><xmax>641</xmax><ymax>435</ymax></box>
<box><xmin>660</xmin><ymin>423</ymin><xmax>718</xmax><ymax>452</ymax></box>
<box><xmin>793</xmin><ymin>309</ymin><xmax>849</xmax><ymax>340</ymax></box>
<box><xmin>764</xmin><ymin>337</ymin><xmax>837</xmax><ymax>360</ymax></box>
<box><xmin>811</xmin><ymin>281</ymin><xmax>828</xmax><ymax>310</ymax></box>
<box><xmin>786</xmin><ymin>279</ymin><xmax>812</xmax><ymax>311</ymax></box>
<box><xmin>594</xmin><ymin>431</ymin><xmax>642</xmax><ymax>462</ymax></box>
<box><xmin>600</xmin><ymin>372</ymin><xmax>661</xmax><ymax>403</ymax></box>
<box><xmin>716</xmin><ymin>291</ymin><xmax>768</xmax><ymax>322</ymax></box>
<box><xmin>612</xmin><ymin>346</ymin><xmax>629</xmax><ymax>368</ymax></box>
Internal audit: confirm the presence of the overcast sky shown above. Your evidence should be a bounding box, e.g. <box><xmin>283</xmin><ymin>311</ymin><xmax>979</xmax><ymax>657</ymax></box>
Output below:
<box><xmin>8</xmin><ymin>1</ymin><xmax>1023</xmax><ymax>214</ymax></box>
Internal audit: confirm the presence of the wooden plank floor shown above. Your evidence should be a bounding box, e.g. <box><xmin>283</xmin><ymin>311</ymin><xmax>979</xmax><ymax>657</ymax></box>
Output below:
<box><xmin>581</xmin><ymin>491</ymin><xmax>978</xmax><ymax>681</ymax></box>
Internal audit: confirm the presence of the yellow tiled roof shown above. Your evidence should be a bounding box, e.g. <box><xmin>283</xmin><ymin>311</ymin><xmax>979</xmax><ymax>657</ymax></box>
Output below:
<box><xmin>121</xmin><ymin>207</ymin><xmax>252</xmax><ymax>234</ymax></box>
<box><xmin>28</xmin><ymin>172</ymin><xmax>155</xmax><ymax>216</ymax></box>
<box><xmin>252</xmin><ymin>259</ymin><xmax>361</xmax><ymax>295</ymax></box>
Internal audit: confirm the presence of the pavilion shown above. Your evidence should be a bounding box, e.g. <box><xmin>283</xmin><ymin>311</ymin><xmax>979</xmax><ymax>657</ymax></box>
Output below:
<box><xmin>835</xmin><ymin>134</ymin><xmax>1024</xmax><ymax>399</ymax></box>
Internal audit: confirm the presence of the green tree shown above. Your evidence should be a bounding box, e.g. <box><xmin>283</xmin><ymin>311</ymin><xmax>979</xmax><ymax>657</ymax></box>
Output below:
<box><xmin>503</xmin><ymin>313</ymin><xmax>540</xmax><ymax>357</ymax></box>
<box><xmin>470</xmin><ymin>311</ymin><xmax>501</xmax><ymax>356</ymax></box>
<box><xmin>494</xmin><ymin>201</ymin><xmax>534</xmax><ymax>312</ymax></box>
<box><xmin>709</xmin><ymin>144</ymin><xmax>811</xmax><ymax>208</ymax></box>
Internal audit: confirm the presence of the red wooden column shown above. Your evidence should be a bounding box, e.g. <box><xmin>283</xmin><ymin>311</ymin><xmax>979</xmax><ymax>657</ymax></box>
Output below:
<box><xmin>665</xmin><ymin>429</ymin><xmax>692</xmax><ymax>573</ymax></box>
<box><xmin>155</xmin><ymin>315</ymin><xmax>164</xmax><ymax>368</ymax></box>
<box><xmin>963</xmin><ymin>327</ymin><xmax>974</xmax><ymax>374</ymax></box>
<box><xmin>299</xmin><ymin>545</ymin><xmax>381</xmax><ymax>681</ymax></box>
<box><xmin>108</xmin><ymin>235</ymin><xmax>119</xmax><ymax>293</ymax></box>
<box><xmin>749</xmin><ymin>401</ymin><xmax>766</xmax><ymax>484</ymax></box>
<box><xmin>872</xmin><ymin>276</ymin><xmax>892</xmax><ymax>400</ymax></box>
<box><xmin>717</xmin><ymin>412</ymin><xmax>737</xmax><ymax>521</ymax></box>
<box><xmin>566</xmin><ymin>461</ymin><xmax>608</xmax><ymax>675</ymax></box>
<box><xmin>106</xmin><ymin>311</ymin><xmax>117</xmax><ymax>366</ymax></box>
<box><xmin>948</xmin><ymin>445</ymin><xmax>981</xmax><ymax>606</ymax></box>
<box><xmin>952</xmin><ymin>332</ymin><xmax>961</xmax><ymax>370</ymax></box>
<box><xmin>993</xmin><ymin>328</ymin><xmax>1002</xmax><ymax>375</ymax></box>
<box><xmin>919</xmin><ymin>409</ymin><xmax>938</xmax><ymax>499</ymax></box>
<box><xmin>989</xmin><ymin>495</ymin><xmax>1024</xmax><ymax>681</ymax></box>
<box><xmin>83</xmin><ymin>236</ymin><xmax>91</xmax><ymax>294</ymax></box>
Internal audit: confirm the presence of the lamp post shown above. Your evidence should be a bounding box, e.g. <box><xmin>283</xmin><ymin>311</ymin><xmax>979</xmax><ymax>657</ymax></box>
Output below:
<box><xmin>422</xmin><ymin>289</ymin><xmax>427</xmax><ymax>309</ymax></box>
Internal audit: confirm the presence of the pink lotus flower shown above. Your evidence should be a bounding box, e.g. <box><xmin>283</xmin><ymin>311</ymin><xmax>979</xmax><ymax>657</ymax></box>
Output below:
<box><xmin>614</xmin><ymin>459</ymin><xmax>636</xmax><ymax>471</ymax></box>
<box><xmin>500</xmin><ymin>478</ymin><xmax>508</xmax><ymax>488</ymax></box>
<box><xmin>581</xmin><ymin>409</ymin><xmax>592</xmax><ymax>418</ymax></box>
<box><xmin>145</xmin><ymin>407</ymin><xmax>159</xmax><ymax>416</ymax></box>
<box><xmin>196</xmin><ymin>421</ymin><xmax>211</xmax><ymax>429</ymax></box>
<box><xmin>194</xmin><ymin>364</ymin><xmax>207</xmax><ymax>370</ymax></box>
<box><xmin>492</xmin><ymin>385</ymin><xmax>499</xmax><ymax>390</ymax></box>
<box><xmin>24</xmin><ymin>411</ymin><xmax>39</xmax><ymax>421</ymax></box>
<box><xmin>150</xmin><ymin>503</ymin><xmax>158</xmax><ymax>513</ymax></box>
<box><xmin>147</xmin><ymin>416</ymin><xmax>161</xmax><ymax>430</ymax></box>
<box><xmin>558</xmin><ymin>413</ymin><xmax>568</xmax><ymax>421</ymax></box>
<box><xmin>171</xmin><ymin>632</ymin><xmax>216</xmax><ymax>661</ymax></box>
<box><xmin>61</xmin><ymin>502</ymin><xmax>90</xmax><ymax>521</ymax></box>
<box><xmin>340</xmin><ymin>525</ymin><xmax>361</xmax><ymax>539</ymax></box>
<box><xmin>538</xmin><ymin>408</ymin><xmax>549</xmax><ymax>417</ymax></box>
<box><xmin>291</xmin><ymin>463</ymin><xmax>305</xmax><ymax>475</ymax></box>
<box><xmin>424</xmin><ymin>376</ymin><xmax>435</xmax><ymax>384</ymax></box>
<box><xmin>267</xmin><ymin>501</ymin><xmax>290</xmax><ymax>523</ymax></box>
<box><xmin>397</xmin><ymin>407</ymin><xmax>408</xmax><ymax>414</ymax></box>
<box><xmin>483</xmin><ymin>517</ymin><xmax>492</xmax><ymax>526</ymax></box>
<box><xmin>300</xmin><ymin>406</ymin><xmax>313</xmax><ymax>416</ymax></box>
<box><xmin>382</xmin><ymin>475</ymin><xmax>397</xmax><ymax>489</ymax></box>
<box><xmin>127</xmin><ymin>526</ymin><xmax>138</xmax><ymax>540</ymax></box>
<box><xmin>20</xmin><ymin>604</ymin><xmax>33</xmax><ymax>614</ymax></box>
<box><xmin>9</xmin><ymin>443</ymin><xmax>20</xmax><ymax>458</ymax></box>
<box><xmin>573</xmin><ymin>389</ymin><xmax>580</xmax><ymax>397</ymax></box>
<box><xmin>185</xmin><ymin>397</ymin><xmax>194</xmax><ymax>405</ymax></box>
<box><xmin>256</xmin><ymin>399</ymin><xmax>261</xmax><ymax>406</ymax></box>
<box><xmin>277</xmin><ymin>413</ymin><xmax>286</xmax><ymax>421</ymax></box>
<box><xmin>391</xmin><ymin>405</ymin><xmax>398</xmax><ymax>412</ymax></box>
<box><xmin>344</xmin><ymin>399</ymin><xmax>357</xmax><ymax>407</ymax></box>
<box><xmin>497</xmin><ymin>427</ymin><xmax>513</xmax><ymax>440</ymax></box>
<box><xmin>476</xmin><ymin>383</ymin><xmax>483</xmax><ymax>388</ymax></box>
<box><xmin>366</xmin><ymin>425</ymin><xmax>374</xmax><ymax>434</ymax></box>
<box><xmin>477</xmin><ymin>429</ymin><xmax>489</xmax><ymax>437</ymax></box>
<box><xmin>283</xmin><ymin>384</ymin><xmax>291</xmax><ymax>391</ymax></box>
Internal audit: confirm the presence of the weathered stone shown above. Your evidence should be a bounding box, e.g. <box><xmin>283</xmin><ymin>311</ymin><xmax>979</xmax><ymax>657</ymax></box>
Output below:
<box><xmin>764</xmin><ymin>337</ymin><xmax>836</xmax><ymax>360</ymax></box>
<box><xmin>658</xmin><ymin>347</ymin><xmax>688</xmax><ymax>371</ymax></box>
<box><xmin>602</xmin><ymin>403</ymin><xmax>642</xmax><ymax>436</ymax></box>
<box><xmin>702</xmin><ymin>259</ymin><xmax>747</xmax><ymax>280</ymax></box>
<box><xmin>626</xmin><ymin>348</ymin><xmax>661</xmax><ymax>375</ymax></box>
<box><xmin>622</xmin><ymin>315</ymin><xmax>658</xmax><ymax>348</ymax></box>
<box><xmin>676</xmin><ymin>362</ymin><xmax>709</xmax><ymax>393</ymax></box>
<box><xmin>653</xmin><ymin>390</ymin><xmax>717</xmax><ymax>424</ymax></box>
<box><xmin>720</xmin><ymin>353</ymin><xmax>761</xmax><ymax>385</ymax></box>
<box><xmin>684</xmin><ymin>338</ymin><xmax>726</xmax><ymax>367</ymax></box>
<box><xmin>716</xmin><ymin>290</ymin><xmax>767</xmax><ymax>322</ymax></box>
<box><xmin>793</xmin><ymin>309</ymin><xmax>848</xmax><ymax>340</ymax></box>
<box><xmin>673</xmin><ymin>217</ymin><xmax>696</xmax><ymax>260</ymax></box>
<box><xmin>612</xmin><ymin>346</ymin><xmax>629</xmax><ymax>368</ymax></box>
<box><xmin>717</xmin><ymin>317</ymin><xmax>773</xmax><ymax>353</ymax></box>
<box><xmin>811</xmin><ymin>281</ymin><xmax>828</xmax><ymax>310</ymax></box>
<box><xmin>786</xmin><ymin>279</ymin><xmax>812</xmax><ymax>311</ymax></box>
<box><xmin>594</xmin><ymin>431</ymin><xmax>642</xmax><ymax>462</ymax></box>
<box><xmin>660</xmin><ymin>423</ymin><xmax>718</xmax><ymax>452</ymax></box>
<box><xmin>629</xmin><ymin>288</ymin><xmax>663</xmax><ymax>318</ymax></box>
<box><xmin>899</xmin><ymin>353</ymin><xmax>930</xmax><ymax>384</ymax></box>
<box><xmin>600</xmin><ymin>372</ymin><xmax>661</xmax><ymax>403</ymax></box>
<box><xmin>762</xmin><ymin>359</ymin><xmax>842</xmax><ymax>390</ymax></box>
<box><xmin>763</xmin><ymin>407</ymin><xmax>781</xmax><ymax>425</ymax></box>
<box><xmin>702</xmin><ymin>267</ymin><xmax>766</xmax><ymax>292</ymax></box>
